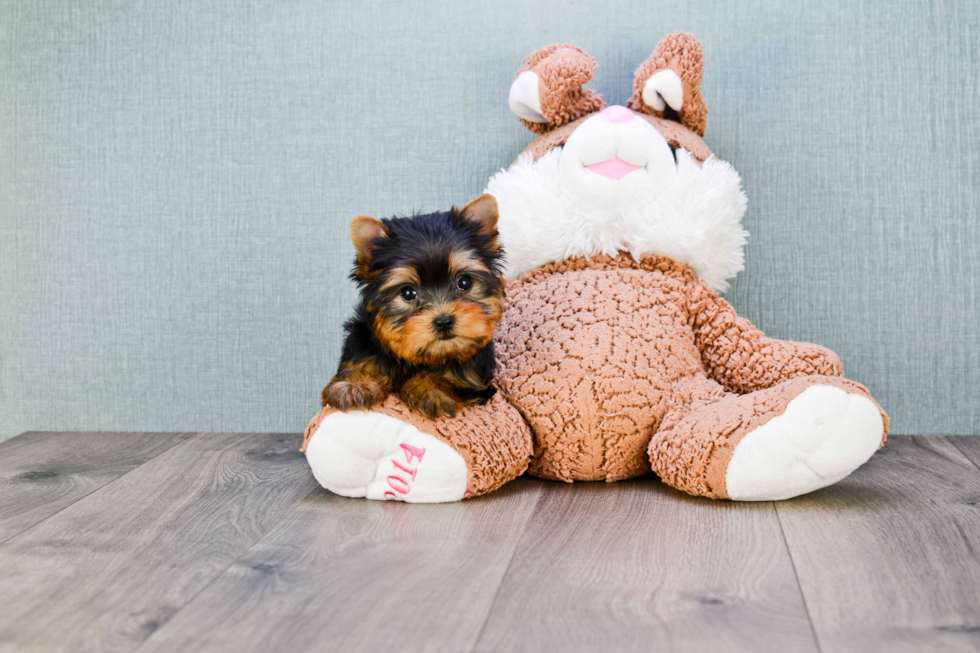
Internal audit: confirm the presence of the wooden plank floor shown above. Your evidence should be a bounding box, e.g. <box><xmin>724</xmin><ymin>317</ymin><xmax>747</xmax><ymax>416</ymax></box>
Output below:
<box><xmin>0</xmin><ymin>433</ymin><xmax>977</xmax><ymax>653</ymax></box>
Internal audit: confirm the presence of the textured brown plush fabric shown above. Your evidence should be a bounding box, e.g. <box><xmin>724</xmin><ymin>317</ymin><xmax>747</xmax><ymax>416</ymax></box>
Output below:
<box><xmin>307</xmin><ymin>32</ymin><xmax>887</xmax><ymax>501</ymax></box>
<box><xmin>686</xmin><ymin>280</ymin><xmax>848</xmax><ymax>393</ymax></box>
<box><xmin>649</xmin><ymin>374</ymin><xmax>885</xmax><ymax>498</ymax></box>
<box><xmin>306</xmin><ymin>253</ymin><xmax>888</xmax><ymax>499</ymax></box>
<box><xmin>517</xmin><ymin>113</ymin><xmax>713</xmax><ymax>164</ymax></box>
<box><xmin>628</xmin><ymin>32</ymin><xmax>709</xmax><ymax>137</ymax></box>
<box><xmin>515</xmin><ymin>44</ymin><xmax>606</xmax><ymax>135</ymax></box>
<box><xmin>303</xmin><ymin>392</ymin><xmax>533</xmax><ymax>499</ymax></box>
<box><xmin>494</xmin><ymin>254</ymin><xmax>707</xmax><ymax>482</ymax></box>
<box><xmin>493</xmin><ymin>253</ymin><xmax>886</xmax><ymax>486</ymax></box>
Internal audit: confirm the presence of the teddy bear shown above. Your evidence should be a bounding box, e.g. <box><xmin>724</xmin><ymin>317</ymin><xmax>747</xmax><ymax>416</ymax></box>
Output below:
<box><xmin>302</xmin><ymin>32</ymin><xmax>888</xmax><ymax>503</ymax></box>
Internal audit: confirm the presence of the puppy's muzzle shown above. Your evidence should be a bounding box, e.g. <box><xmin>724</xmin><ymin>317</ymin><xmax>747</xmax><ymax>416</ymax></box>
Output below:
<box><xmin>434</xmin><ymin>313</ymin><xmax>455</xmax><ymax>337</ymax></box>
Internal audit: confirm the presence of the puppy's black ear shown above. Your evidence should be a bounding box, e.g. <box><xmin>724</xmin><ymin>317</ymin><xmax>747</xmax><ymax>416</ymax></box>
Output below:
<box><xmin>350</xmin><ymin>216</ymin><xmax>387</xmax><ymax>265</ymax></box>
<box><xmin>461</xmin><ymin>194</ymin><xmax>499</xmax><ymax>237</ymax></box>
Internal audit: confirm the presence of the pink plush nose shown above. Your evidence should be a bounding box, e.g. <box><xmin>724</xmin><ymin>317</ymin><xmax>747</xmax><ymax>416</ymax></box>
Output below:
<box><xmin>600</xmin><ymin>105</ymin><xmax>634</xmax><ymax>123</ymax></box>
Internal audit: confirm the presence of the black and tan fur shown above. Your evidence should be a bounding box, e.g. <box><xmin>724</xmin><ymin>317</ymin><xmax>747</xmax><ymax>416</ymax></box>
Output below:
<box><xmin>322</xmin><ymin>195</ymin><xmax>505</xmax><ymax>419</ymax></box>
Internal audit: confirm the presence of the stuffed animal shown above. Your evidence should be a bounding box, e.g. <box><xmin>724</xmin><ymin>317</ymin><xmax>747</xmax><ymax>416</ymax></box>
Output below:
<box><xmin>303</xmin><ymin>33</ymin><xmax>888</xmax><ymax>503</ymax></box>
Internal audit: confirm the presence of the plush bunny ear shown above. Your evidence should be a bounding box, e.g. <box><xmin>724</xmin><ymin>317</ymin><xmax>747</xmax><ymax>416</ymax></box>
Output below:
<box><xmin>508</xmin><ymin>44</ymin><xmax>606</xmax><ymax>135</ymax></box>
<box><xmin>628</xmin><ymin>32</ymin><xmax>708</xmax><ymax>136</ymax></box>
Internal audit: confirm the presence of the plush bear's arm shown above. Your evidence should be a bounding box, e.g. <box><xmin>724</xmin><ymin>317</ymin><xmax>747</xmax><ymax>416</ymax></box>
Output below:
<box><xmin>302</xmin><ymin>391</ymin><xmax>534</xmax><ymax>500</ymax></box>
<box><xmin>686</xmin><ymin>279</ymin><xmax>845</xmax><ymax>395</ymax></box>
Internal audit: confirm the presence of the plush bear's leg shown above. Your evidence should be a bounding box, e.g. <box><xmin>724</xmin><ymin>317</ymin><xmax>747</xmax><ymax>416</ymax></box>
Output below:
<box><xmin>649</xmin><ymin>375</ymin><xmax>886</xmax><ymax>500</ymax></box>
<box><xmin>303</xmin><ymin>393</ymin><xmax>533</xmax><ymax>503</ymax></box>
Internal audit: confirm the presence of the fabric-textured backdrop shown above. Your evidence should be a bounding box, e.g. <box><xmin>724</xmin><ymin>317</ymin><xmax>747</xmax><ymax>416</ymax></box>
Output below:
<box><xmin>2</xmin><ymin>0</ymin><xmax>978</xmax><ymax>442</ymax></box>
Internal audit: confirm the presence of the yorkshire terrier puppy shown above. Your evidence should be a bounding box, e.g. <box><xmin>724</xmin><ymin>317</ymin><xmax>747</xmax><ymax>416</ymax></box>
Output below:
<box><xmin>322</xmin><ymin>195</ymin><xmax>505</xmax><ymax>419</ymax></box>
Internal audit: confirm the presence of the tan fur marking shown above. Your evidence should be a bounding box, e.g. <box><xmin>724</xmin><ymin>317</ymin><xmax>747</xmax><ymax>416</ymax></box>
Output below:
<box><xmin>401</xmin><ymin>372</ymin><xmax>463</xmax><ymax>419</ymax></box>
<box><xmin>322</xmin><ymin>357</ymin><xmax>391</xmax><ymax>410</ymax></box>
<box><xmin>452</xmin><ymin>300</ymin><xmax>500</xmax><ymax>345</ymax></box>
<box><xmin>391</xmin><ymin>309</ymin><xmax>442</xmax><ymax>363</ymax></box>
<box><xmin>461</xmin><ymin>194</ymin><xmax>500</xmax><ymax>236</ymax></box>
<box><xmin>448</xmin><ymin>250</ymin><xmax>490</xmax><ymax>277</ymax></box>
<box><xmin>350</xmin><ymin>216</ymin><xmax>387</xmax><ymax>280</ymax></box>
<box><xmin>378</xmin><ymin>297</ymin><xmax>502</xmax><ymax>366</ymax></box>
<box><xmin>379</xmin><ymin>266</ymin><xmax>421</xmax><ymax>292</ymax></box>
<box><xmin>439</xmin><ymin>364</ymin><xmax>486</xmax><ymax>391</ymax></box>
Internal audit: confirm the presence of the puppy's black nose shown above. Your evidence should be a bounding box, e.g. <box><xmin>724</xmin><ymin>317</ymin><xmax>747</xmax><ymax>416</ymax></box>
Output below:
<box><xmin>434</xmin><ymin>314</ymin><xmax>455</xmax><ymax>333</ymax></box>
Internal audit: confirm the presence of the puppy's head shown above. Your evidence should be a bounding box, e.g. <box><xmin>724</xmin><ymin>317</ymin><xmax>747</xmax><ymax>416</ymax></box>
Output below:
<box><xmin>350</xmin><ymin>195</ymin><xmax>505</xmax><ymax>365</ymax></box>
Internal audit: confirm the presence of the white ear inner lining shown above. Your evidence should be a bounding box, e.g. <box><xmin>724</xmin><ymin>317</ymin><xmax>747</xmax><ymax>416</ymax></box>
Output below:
<box><xmin>509</xmin><ymin>70</ymin><xmax>547</xmax><ymax>123</ymax></box>
<box><xmin>642</xmin><ymin>69</ymin><xmax>684</xmax><ymax>112</ymax></box>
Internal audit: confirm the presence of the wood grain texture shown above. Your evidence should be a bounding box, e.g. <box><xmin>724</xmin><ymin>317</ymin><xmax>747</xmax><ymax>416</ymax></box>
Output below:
<box><xmin>0</xmin><ymin>432</ymin><xmax>317</xmax><ymax>653</ymax></box>
<box><xmin>473</xmin><ymin>480</ymin><xmax>817</xmax><ymax>653</ymax></box>
<box><xmin>0</xmin><ymin>431</ymin><xmax>192</xmax><ymax>543</ymax></box>
<box><xmin>2</xmin><ymin>432</ymin><xmax>979</xmax><ymax>653</ymax></box>
<box><xmin>776</xmin><ymin>436</ymin><xmax>980</xmax><ymax>653</ymax></box>
<box><xmin>135</xmin><ymin>479</ymin><xmax>543</xmax><ymax>653</ymax></box>
<box><xmin>950</xmin><ymin>436</ymin><xmax>980</xmax><ymax>471</ymax></box>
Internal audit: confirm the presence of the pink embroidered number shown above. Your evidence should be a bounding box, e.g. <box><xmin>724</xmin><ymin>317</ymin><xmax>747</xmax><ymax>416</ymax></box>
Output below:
<box><xmin>391</xmin><ymin>459</ymin><xmax>418</xmax><ymax>481</ymax></box>
<box><xmin>399</xmin><ymin>443</ymin><xmax>426</xmax><ymax>464</ymax></box>
<box><xmin>383</xmin><ymin>444</ymin><xmax>427</xmax><ymax>500</ymax></box>
<box><xmin>387</xmin><ymin>475</ymin><xmax>410</xmax><ymax>494</ymax></box>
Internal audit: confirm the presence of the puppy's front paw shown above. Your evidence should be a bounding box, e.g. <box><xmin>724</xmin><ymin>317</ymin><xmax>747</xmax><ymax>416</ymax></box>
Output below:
<box><xmin>401</xmin><ymin>375</ymin><xmax>462</xmax><ymax>419</ymax></box>
<box><xmin>322</xmin><ymin>379</ymin><xmax>387</xmax><ymax>411</ymax></box>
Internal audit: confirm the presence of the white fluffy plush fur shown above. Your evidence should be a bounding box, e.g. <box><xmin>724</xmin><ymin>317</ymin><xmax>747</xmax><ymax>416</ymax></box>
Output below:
<box><xmin>725</xmin><ymin>385</ymin><xmax>885</xmax><ymax>501</ymax></box>
<box><xmin>487</xmin><ymin>147</ymin><xmax>749</xmax><ymax>292</ymax></box>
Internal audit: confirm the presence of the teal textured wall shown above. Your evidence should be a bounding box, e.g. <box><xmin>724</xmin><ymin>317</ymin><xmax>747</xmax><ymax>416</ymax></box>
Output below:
<box><xmin>2</xmin><ymin>0</ymin><xmax>978</xmax><ymax>441</ymax></box>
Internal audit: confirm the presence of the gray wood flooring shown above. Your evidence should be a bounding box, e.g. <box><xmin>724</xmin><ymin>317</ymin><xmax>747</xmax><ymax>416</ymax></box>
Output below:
<box><xmin>0</xmin><ymin>432</ymin><xmax>977</xmax><ymax>653</ymax></box>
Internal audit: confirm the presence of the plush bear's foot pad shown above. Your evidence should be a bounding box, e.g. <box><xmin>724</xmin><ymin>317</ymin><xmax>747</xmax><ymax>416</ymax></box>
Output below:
<box><xmin>305</xmin><ymin>410</ymin><xmax>468</xmax><ymax>503</ymax></box>
<box><xmin>725</xmin><ymin>385</ymin><xmax>884</xmax><ymax>501</ymax></box>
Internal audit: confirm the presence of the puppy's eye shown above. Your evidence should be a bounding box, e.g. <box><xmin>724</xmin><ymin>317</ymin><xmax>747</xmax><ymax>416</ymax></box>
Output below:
<box><xmin>456</xmin><ymin>275</ymin><xmax>473</xmax><ymax>291</ymax></box>
<box><xmin>400</xmin><ymin>285</ymin><xmax>418</xmax><ymax>302</ymax></box>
